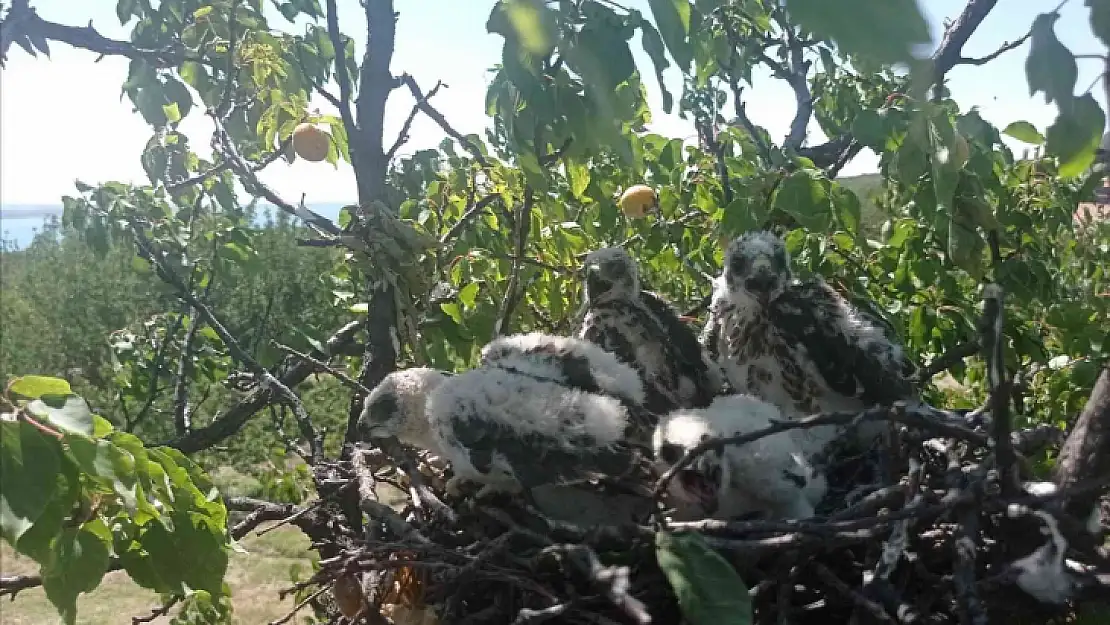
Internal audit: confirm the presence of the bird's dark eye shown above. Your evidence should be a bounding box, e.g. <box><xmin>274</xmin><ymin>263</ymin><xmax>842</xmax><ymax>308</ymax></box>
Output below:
<box><xmin>729</xmin><ymin>254</ymin><xmax>748</xmax><ymax>275</ymax></box>
<box><xmin>658</xmin><ymin>442</ymin><xmax>683</xmax><ymax>464</ymax></box>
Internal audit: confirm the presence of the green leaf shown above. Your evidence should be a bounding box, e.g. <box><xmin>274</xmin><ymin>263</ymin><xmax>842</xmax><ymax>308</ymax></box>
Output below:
<box><xmin>565</xmin><ymin>157</ymin><xmax>591</xmax><ymax>199</ymax></box>
<box><xmin>8</xmin><ymin>375</ymin><xmax>72</xmax><ymax>399</ymax></box>
<box><xmin>772</xmin><ymin>169</ymin><xmax>832</xmax><ymax>231</ymax></box>
<box><xmin>783</xmin><ymin>0</ymin><xmax>930</xmax><ymax>66</ymax></box>
<box><xmin>1046</xmin><ymin>93</ymin><xmax>1106</xmax><ymax>178</ymax></box>
<box><xmin>440</xmin><ymin>302</ymin><xmax>463</xmax><ymax>323</ymax></box>
<box><xmin>851</xmin><ymin>109</ymin><xmax>886</xmax><ymax>150</ymax></box>
<box><xmin>117</xmin><ymin>0</ymin><xmax>140</xmax><ymax>24</ymax></box>
<box><xmin>1003</xmin><ymin>120</ymin><xmax>1045</xmax><ymax>145</ymax></box>
<box><xmin>458</xmin><ymin>282</ymin><xmax>480</xmax><ymax>308</ymax></box>
<box><xmin>1090</xmin><ymin>0</ymin><xmax>1110</xmax><ymax>48</ymax></box>
<box><xmin>639</xmin><ymin>20</ymin><xmax>675</xmax><ymax>113</ymax></box>
<box><xmin>0</xmin><ymin>420</ymin><xmax>61</xmax><ymax>545</ymax></box>
<box><xmin>349</xmin><ymin>303</ymin><xmax>369</xmax><ymax>314</ymax></box>
<box><xmin>832</xmin><ymin>186</ymin><xmax>862</xmax><ymax>236</ymax></box>
<box><xmin>27</xmin><ymin>395</ymin><xmax>94</xmax><ymax>437</ymax></box>
<box><xmin>1025</xmin><ymin>12</ymin><xmax>1077</xmax><ymax>106</ymax></box>
<box><xmin>42</xmin><ymin>523</ymin><xmax>112</xmax><ymax>625</ymax></box>
<box><xmin>508</xmin><ymin>0</ymin><xmax>557</xmax><ymax>55</ymax></box>
<box><xmin>93</xmin><ymin>416</ymin><xmax>115</xmax><ymax>438</ymax></box>
<box><xmin>646</xmin><ymin>0</ymin><xmax>693</xmax><ymax>72</ymax></box>
<box><xmin>656</xmin><ymin>531</ymin><xmax>752</xmax><ymax>625</ymax></box>
<box><xmin>162</xmin><ymin>102</ymin><xmax>182</xmax><ymax>123</ymax></box>
<box><xmin>571</xmin><ymin>23</ymin><xmax>637</xmax><ymax>92</ymax></box>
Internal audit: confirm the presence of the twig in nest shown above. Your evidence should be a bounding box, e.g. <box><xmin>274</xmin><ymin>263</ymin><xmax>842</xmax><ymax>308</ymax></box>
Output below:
<box><xmin>813</xmin><ymin>563</ymin><xmax>894</xmax><ymax>622</ymax></box>
<box><xmin>268</xmin><ymin>584</ymin><xmax>331</xmax><ymax>625</ymax></box>
<box><xmin>368</xmin><ymin>436</ymin><xmax>457</xmax><ymax>523</ymax></box>
<box><xmin>350</xmin><ymin>447</ymin><xmax>433</xmax><ymax>543</ymax></box>
<box><xmin>255</xmin><ymin>502</ymin><xmax>320</xmax><ymax>538</ymax></box>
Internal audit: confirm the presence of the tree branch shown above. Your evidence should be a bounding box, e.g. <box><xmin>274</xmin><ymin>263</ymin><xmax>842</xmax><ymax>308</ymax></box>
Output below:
<box><xmin>957</xmin><ymin>31</ymin><xmax>1032</xmax><ymax>67</ymax></box>
<box><xmin>493</xmin><ymin>188</ymin><xmax>533</xmax><ymax>339</ymax></box>
<box><xmin>386</xmin><ymin>79</ymin><xmax>444</xmax><ymax>162</ymax></box>
<box><xmin>441</xmin><ymin>192</ymin><xmax>500</xmax><ymax>244</ymax></box>
<box><xmin>1</xmin><ymin>0</ymin><xmax>204</xmax><ymax>68</ymax></box>
<box><xmin>351</xmin><ymin>0</ymin><xmax>398</xmax><ymax>203</ymax></box>
<box><xmin>398</xmin><ymin>74</ymin><xmax>490</xmax><ymax>167</ymax></box>
<box><xmin>795</xmin><ymin>0</ymin><xmax>1007</xmax><ymax>173</ymax></box>
<box><xmin>165</xmin><ymin>319</ymin><xmax>362</xmax><ymax>453</ymax></box>
<box><xmin>979</xmin><ymin>284</ymin><xmax>1016</xmax><ymax>495</ymax></box>
<box><xmin>323</xmin><ymin>0</ymin><xmax>358</xmax><ymax>149</ymax></box>
<box><xmin>172</xmin><ymin>304</ymin><xmax>201</xmax><ymax>435</ymax></box>
<box><xmin>129</xmin><ymin>226</ymin><xmax>322</xmax><ymax>462</ymax></box>
<box><xmin>1054</xmin><ymin>365</ymin><xmax>1110</xmax><ymax>528</ymax></box>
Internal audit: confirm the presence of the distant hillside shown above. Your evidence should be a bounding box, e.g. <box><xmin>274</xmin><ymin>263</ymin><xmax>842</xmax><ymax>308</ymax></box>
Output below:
<box><xmin>837</xmin><ymin>173</ymin><xmax>886</xmax><ymax>234</ymax></box>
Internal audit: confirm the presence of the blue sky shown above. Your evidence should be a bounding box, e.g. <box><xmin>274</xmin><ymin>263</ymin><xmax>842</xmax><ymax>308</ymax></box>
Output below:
<box><xmin>0</xmin><ymin>0</ymin><xmax>1105</xmax><ymax>205</ymax></box>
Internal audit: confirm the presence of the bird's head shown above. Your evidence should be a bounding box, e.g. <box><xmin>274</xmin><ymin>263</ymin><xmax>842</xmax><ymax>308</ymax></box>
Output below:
<box><xmin>357</xmin><ymin>367</ymin><xmax>449</xmax><ymax>445</ymax></box>
<box><xmin>582</xmin><ymin>247</ymin><xmax>640</xmax><ymax>302</ymax></box>
<box><xmin>652</xmin><ymin>413</ymin><xmax>726</xmax><ymax>516</ymax></box>
<box><xmin>723</xmin><ymin>230</ymin><xmax>791</xmax><ymax>300</ymax></box>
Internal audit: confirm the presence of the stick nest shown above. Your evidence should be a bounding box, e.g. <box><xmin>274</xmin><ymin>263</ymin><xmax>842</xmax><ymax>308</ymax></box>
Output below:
<box><xmin>258</xmin><ymin>413</ymin><xmax>1110</xmax><ymax>625</ymax></box>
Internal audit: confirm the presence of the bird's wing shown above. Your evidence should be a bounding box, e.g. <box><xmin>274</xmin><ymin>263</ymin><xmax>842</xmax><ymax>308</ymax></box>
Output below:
<box><xmin>446</xmin><ymin>409</ymin><xmax>637</xmax><ymax>488</ymax></box>
<box><xmin>770</xmin><ymin>280</ymin><xmax>915</xmax><ymax>405</ymax></box>
<box><xmin>639</xmin><ymin>290</ymin><xmax>722</xmax><ymax>405</ymax></box>
<box><xmin>579</xmin><ymin>300</ymin><xmax>678</xmax><ymax>412</ymax></box>
<box><xmin>699</xmin><ymin>293</ymin><xmax>724</xmax><ymax>363</ymax></box>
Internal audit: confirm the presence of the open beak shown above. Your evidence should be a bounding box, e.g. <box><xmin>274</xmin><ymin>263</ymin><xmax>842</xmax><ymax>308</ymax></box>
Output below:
<box><xmin>678</xmin><ymin>469</ymin><xmax>720</xmax><ymax>516</ymax></box>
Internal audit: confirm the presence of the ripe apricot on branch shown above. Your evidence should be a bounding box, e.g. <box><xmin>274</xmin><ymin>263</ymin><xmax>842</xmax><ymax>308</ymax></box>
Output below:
<box><xmin>292</xmin><ymin>122</ymin><xmax>331</xmax><ymax>162</ymax></box>
<box><xmin>618</xmin><ymin>184</ymin><xmax>658</xmax><ymax>218</ymax></box>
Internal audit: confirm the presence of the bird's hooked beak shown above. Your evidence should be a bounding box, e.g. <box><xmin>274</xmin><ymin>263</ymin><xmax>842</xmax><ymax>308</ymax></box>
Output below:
<box><xmin>583</xmin><ymin>262</ymin><xmax>610</xmax><ymax>297</ymax></box>
<box><xmin>744</xmin><ymin>258</ymin><xmax>777</xmax><ymax>295</ymax></box>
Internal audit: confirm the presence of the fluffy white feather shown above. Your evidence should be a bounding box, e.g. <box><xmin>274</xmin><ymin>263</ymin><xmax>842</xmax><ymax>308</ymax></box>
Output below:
<box><xmin>1006</xmin><ymin>507</ymin><xmax>1076</xmax><ymax>604</ymax></box>
<box><xmin>426</xmin><ymin>366</ymin><xmax>639</xmax><ymax>498</ymax></box>
<box><xmin>480</xmin><ymin>331</ymin><xmax>647</xmax><ymax>407</ymax></box>
<box><xmin>652</xmin><ymin>393</ymin><xmax>827</xmax><ymax>521</ymax></box>
<box><xmin>356</xmin><ymin>367</ymin><xmax>451</xmax><ymax>455</ymax></box>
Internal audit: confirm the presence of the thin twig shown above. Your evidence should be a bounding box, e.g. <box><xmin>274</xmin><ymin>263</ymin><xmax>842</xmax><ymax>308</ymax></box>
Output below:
<box><xmin>399</xmin><ymin>73</ymin><xmax>490</xmax><ymax>167</ymax></box>
<box><xmin>268</xmin><ymin>584</ymin><xmax>331</xmax><ymax>625</ymax></box>
<box><xmin>493</xmin><ymin>188</ymin><xmax>533</xmax><ymax>339</ymax></box>
<box><xmin>441</xmin><ymin>192</ymin><xmax>500</xmax><ymax>244</ymax></box>
<box><xmin>386</xmin><ymin>80</ymin><xmax>444</xmax><ymax>161</ymax></box>
<box><xmin>131</xmin><ymin>596</ymin><xmax>181</xmax><ymax>624</ymax></box>
<box><xmin>271</xmin><ymin>341</ymin><xmax>371</xmax><ymax>394</ymax></box>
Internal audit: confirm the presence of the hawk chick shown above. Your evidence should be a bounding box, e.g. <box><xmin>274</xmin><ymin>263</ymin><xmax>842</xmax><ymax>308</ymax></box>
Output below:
<box><xmin>426</xmin><ymin>365</ymin><xmax>645</xmax><ymax>499</ymax></box>
<box><xmin>357</xmin><ymin>367</ymin><xmax>452</xmax><ymax>455</ymax></box>
<box><xmin>577</xmin><ymin>247</ymin><xmax>725</xmax><ymax>414</ymax></box>
<box><xmin>652</xmin><ymin>393</ymin><xmax>827</xmax><ymax>521</ymax></box>
<box><xmin>480</xmin><ymin>331</ymin><xmax>657</xmax><ymax>442</ymax></box>
<box><xmin>701</xmin><ymin>230</ymin><xmax>917</xmax><ymax>457</ymax></box>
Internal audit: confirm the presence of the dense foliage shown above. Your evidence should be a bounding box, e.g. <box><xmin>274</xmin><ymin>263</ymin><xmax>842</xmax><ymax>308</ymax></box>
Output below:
<box><xmin>1</xmin><ymin>0</ymin><xmax>1109</xmax><ymax>622</ymax></box>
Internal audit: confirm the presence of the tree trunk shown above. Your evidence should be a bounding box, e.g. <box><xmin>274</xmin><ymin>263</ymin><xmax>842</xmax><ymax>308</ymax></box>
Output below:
<box><xmin>1053</xmin><ymin>365</ymin><xmax>1110</xmax><ymax>527</ymax></box>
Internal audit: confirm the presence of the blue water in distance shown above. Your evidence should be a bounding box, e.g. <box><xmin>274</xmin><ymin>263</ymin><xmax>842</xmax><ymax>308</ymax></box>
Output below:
<box><xmin>0</xmin><ymin>202</ymin><xmax>353</xmax><ymax>250</ymax></box>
